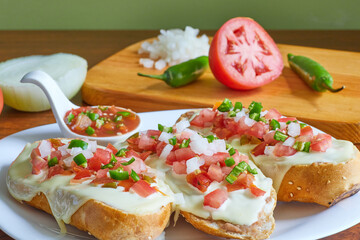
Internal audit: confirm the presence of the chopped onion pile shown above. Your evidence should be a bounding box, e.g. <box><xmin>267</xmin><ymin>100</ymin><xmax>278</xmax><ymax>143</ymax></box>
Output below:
<box><xmin>138</xmin><ymin>26</ymin><xmax>209</xmax><ymax>70</ymax></box>
<box><xmin>0</xmin><ymin>53</ymin><xmax>87</xmax><ymax>112</ymax></box>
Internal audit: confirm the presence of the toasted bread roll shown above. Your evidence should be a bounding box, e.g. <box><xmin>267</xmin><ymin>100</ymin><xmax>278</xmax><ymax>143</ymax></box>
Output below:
<box><xmin>177</xmin><ymin>108</ymin><xmax>360</xmax><ymax>207</ymax></box>
<box><xmin>181</xmin><ymin>188</ymin><xmax>276</xmax><ymax>240</ymax></box>
<box><xmin>26</xmin><ymin>193</ymin><xmax>171</xmax><ymax>240</ymax></box>
<box><xmin>7</xmin><ymin>138</ymin><xmax>173</xmax><ymax>240</ymax></box>
<box><xmin>277</xmin><ymin>149</ymin><xmax>360</xmax><ymax>207</ymax></box>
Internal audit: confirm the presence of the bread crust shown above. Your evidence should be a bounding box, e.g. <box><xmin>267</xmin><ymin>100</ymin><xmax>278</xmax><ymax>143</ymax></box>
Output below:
<box><xmin>277</xmin><ymin>148</ymin><xmax>360</xmax><ymax>207</ymax></box>
<box><xmin>26</xmin><ymin>192</ymin><xmax>171</xmax><ymax>240</ymax></box>
<box><xmin>181</xmin><ymin>189</ymin><xmax>277</xmax><ymax>240</ymax></box>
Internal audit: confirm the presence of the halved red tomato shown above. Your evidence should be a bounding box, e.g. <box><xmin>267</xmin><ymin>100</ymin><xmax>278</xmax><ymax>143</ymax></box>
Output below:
<box><xmin>209</xmin><ymin>17</ymin><xmax>283</xmax><ymax>90</ymax></box>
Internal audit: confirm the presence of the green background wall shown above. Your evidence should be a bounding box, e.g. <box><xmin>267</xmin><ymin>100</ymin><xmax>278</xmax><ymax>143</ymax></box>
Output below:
<box><xmin>1</xmin><ymin>0</ymin><xmax>359</xmax><ymax>30</ymax></box>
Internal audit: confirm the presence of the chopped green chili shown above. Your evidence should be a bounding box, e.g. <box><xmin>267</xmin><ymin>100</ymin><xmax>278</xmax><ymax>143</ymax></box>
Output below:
<box><xmin>225</xmin><ymin>157</ymin><xmax>235</xmax><ymax>167</ymax></box>
<box><xmin>67</xmin><ymin>113</ymin><xmax>75</xmax><ymax>123</ymax></box>
<box><xmin>179</xmin><ymin>139</ymin><xmax>190</xmax><ymax>148</ymax></box>
<box><xmin>130</xmin><ymin>170</ymin><xmax>140</xmax><ymax>182</ymax></box>
<box><xmin>121</xmin><ymin>157</ymin><xmax>135</xmax><ymax>166</ymax></box>
<box><xmin>85</xmin><ymin>126</ymin><xmax>95</xmax><ymax>135</ymax></box>
<box><xmin>274</xmin><ymin>131</ymin><xmax>288</xmax><ymax>142</ymax></box>
<box><xmin>48</xmin><ymin>156</ymin><xmax>58</xmax><ymax>167</ymax></box>
<box><xmin>68</xmin><ymin>140</ymin><xmax>88</xmax><ymax>150</ymax></box>
<box><xmin>217</xmin><ymin>98</ymin><xmax>233</xmax><ymax>112</ymax></box>
<box><xmin>270</xmin><ymin>119</ymin><xmax>280</xmax><ymax>130</ymax></box>
<box><xmin>158</xmin><ymin>124</ymin><xmax>173</xmax><ymax>133</ymax></box>
<box><xmin>116</xmin><ymin>148</ymin><xmax>128</xmax><ymax>157</ymax></box>
<box><xmin>109</xmin><ymin>168</ymin><xmax>129</xmax><ymax>180</ymax></box>
<box><xmin>73</xmin><ymin>153</ymin><xmax>87</xmax><ymax>167</ymax></box>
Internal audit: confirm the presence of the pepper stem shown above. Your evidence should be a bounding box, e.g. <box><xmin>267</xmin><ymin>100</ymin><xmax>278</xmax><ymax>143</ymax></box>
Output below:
<box><xmin>137</xmin><ymin>72</ymin><xmax>166</xmax><ymax>81</ymax></box>
<box><xmin>322</xmin><ymin>83</ymin><xmax>345</xmax><ymax>93</ymax></box>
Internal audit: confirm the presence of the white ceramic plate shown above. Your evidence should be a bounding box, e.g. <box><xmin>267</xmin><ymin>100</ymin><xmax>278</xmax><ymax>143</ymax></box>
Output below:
<box><xmin>1</xmin><ymin>109</ymin><xmax>360</xmax><ymax>240</ymax></box>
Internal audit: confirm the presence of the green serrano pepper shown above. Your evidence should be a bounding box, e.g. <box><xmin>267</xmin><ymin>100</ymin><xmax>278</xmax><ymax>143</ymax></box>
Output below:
<box><xmin>137</xmin><ymin>56</ymin><xmax>209</xmax><ymax>88</ymax></box>
<box><xmin>287</xmin><ymin>53</ymin><xmax>344</xmax><ymax>93</ymax></box>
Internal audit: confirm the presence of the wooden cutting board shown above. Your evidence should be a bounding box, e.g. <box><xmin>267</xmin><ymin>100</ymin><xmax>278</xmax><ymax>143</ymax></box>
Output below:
<box><xmin>82</xmin><ymin>39</ymin><xmax>360</xmax><ymax>143</ymax></box>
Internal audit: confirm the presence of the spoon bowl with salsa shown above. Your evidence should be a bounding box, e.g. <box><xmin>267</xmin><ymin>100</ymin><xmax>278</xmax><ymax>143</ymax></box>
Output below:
<box><xmin>21</xmin><ymin>71</ymin><xmax>141</xmax><ymax>145</ymax></box>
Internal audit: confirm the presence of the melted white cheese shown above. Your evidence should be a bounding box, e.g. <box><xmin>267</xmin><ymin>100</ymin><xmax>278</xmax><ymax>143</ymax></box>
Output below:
<box><xmin>242</xmin><ymin>139</ymin><xmax>356</xmax><ymax>191</ymax></box>
<box><xmin>7</xmin><ymin>142</ymin><xmax>174</xmax><ymax>231</ymax></box>
<box><xmin>146</xmin><ymin>154</ymin><xmax>273</xmax><ymax>226</ymax></box>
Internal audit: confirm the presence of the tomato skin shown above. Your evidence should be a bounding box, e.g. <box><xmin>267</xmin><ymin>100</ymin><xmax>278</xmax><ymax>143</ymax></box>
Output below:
<box><xmin>209</xmin><ymin>17</ymin><xmax>283</xmax><ymax>90</ymax></box>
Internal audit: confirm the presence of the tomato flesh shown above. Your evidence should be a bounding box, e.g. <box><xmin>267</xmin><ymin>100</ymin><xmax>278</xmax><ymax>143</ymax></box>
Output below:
<box><xmin>209</xmin><ymin>17</ymin><xmax>283</xmax><ymax>90</ymax></box>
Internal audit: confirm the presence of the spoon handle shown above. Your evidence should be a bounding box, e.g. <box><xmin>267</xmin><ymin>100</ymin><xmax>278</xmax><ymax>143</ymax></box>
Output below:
<box><xmin>21</xmin><ymin>70</ymin><xmax>78</xmax><ymax>124</ymax></box>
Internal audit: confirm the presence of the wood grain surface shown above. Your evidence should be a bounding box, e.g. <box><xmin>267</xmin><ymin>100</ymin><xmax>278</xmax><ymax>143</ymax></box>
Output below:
<box><xmin>82</xmin><ymin>39</ymin><xmax>360</xmax><ymax>143</ymax></box>
<box><xmin>0</xmin><ymin>30</ymin><xmax>360</xmax><ymax>240</ymax></box>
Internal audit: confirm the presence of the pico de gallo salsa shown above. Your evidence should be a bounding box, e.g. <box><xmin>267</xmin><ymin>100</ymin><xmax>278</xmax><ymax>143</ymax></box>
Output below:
<box><xmin>127</xmin><ymin>124</ymin><xmax>265</xmax><ymax>209</ymax></box>
<box><xmin>64</xmin><ymin>106</ymin><xmax>140</xmax><ymax>137</ymax></box>
<box><xmin>31</xmin><ymin>138</ymin><xmax>158</xmax><ymax>198</ymax></box>
<box><xmin>188</xmin><ymin>98</ymin><xmax>332</xmax><ymax>158</ymax></box>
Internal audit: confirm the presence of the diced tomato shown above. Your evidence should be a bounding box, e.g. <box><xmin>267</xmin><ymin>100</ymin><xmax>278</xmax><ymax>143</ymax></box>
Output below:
<box><xmin>139</xmin><ymin>151</ymin><xmax>152</xmax><ymax>161</ymax></box>
<box><xmin>186</xmin><ymin>172</ymin><xmax>212</xmax><ymax>192</ymax></box>
<box><xmin>252</xmin><ymin>142</ymin><xmax>267</xmax><ymax>156</ymax></box>
<box><xmin>226</xmin><ymin>173</ymin><xmax>255</xmax><ymax>192</ymax></box>
<box><xmin>165</xmin><ymin>151</ymin><xmax>177</xmax><ymax>165</ymax></box>
<box><xmin>103</xmin><ymin>122</ymin><xmax>116</xmax><ymax>131</ymax></box>
<box><xmin>106</xmin><ymin>143</ymin><xmax>118</xmax><ymax>155</ymax></box>
<box><xmin>146</xmin><ymin>130</ymin><xmax>161</xmax><ymax>138</ymax></box>
<box><xmin>245</xmin><ymin>122</ymin><xmax>268</xmax><ymax>139</ymax></box>
<box><xmin>223</xmin><ymin>118</ymin><xmax>238</xmax><ymax>134</ymax></box>
<box><xmin>311</xmin><ymin>133</ymin><xmax>332</xmax><ymax>152</ymax></box>
<box><xmin>127</xmin><ymin>137</ymin><xmax>141</xmax><ymax>152</ymax></box>
<box><xmin>273</xmin><ymin>143</ymin><xmax>297</xmax><ymax>157</ymax></box>
<box><xmin>278</xmin><ymin>117</ymin><xmax>297</xmax><ymax>122</ymax></box>
<box><xmin>73</xmin><ymin>114</ymin><xmax>92</xmax><ymax>131</ymax></box>
<box><xmin>138</xmin><ymin>134</ymin><xmax>157</xmax><ymax>151</ymax></box>
<box><xmin>125</xmin><ymin>149</ymin><xmax>141</xmax><ymax>159</ymax></box>
<box><xmin>190</xmin><ymin>109</ymin><xmax>216</xmax><ymax>128</ymax></box>
<box><xmin>263</xmin><ymin>131</ymin><xmax>279</xmax><ymax>145</ymax></box>
<box><xmin>74</xmin><ymin>169</ymin><xmax>92</xmax><ymax>180</ymax></box>
<box><xmin>31</xmin><ymin>154</ymin><xmax>48</xmax><ymax>175</ymax></box>
<box><xmin>50</xmin><ymin>150</ymin><xmax>62</xmax><ymax>160</ymax></box>
<box><xmin>156</xmin><ymin>141</ymin><xmax>168</xmax><ymax>156</ymax></box>
<box><xmin>178</xmin><ymin>131</ymin><xmax>192</xmax><ymax>141</ymax></box>
<box><xmin>91</xmin><ymin>177</ymin><xmax>114</xmax><ymax>185</ymax></box>
<box><xmin>232</xmin><ymin>151</ymin><xmax>249</xmax><ymax>164</ymax></box>
<box><xmin>207</xmin><ymin>164</ymin><xmax>224</xmax><ymax>182</ymax></box>
<box><xmin>296</xmin><ymin>135</ymin><xmax>312</xmax><ymax>143</ymax></box>
<box><xmin>120</xmin><ymin>157</ymin><xmax>147</xmax><ymax>174</ymax></box>
<box><xmin>96</xmin><ymin>169</ymin><xmax>109</xmax><ymax>178</ymax></box>
<box><xmin>47</xmin><ymin>165</ymin><xmax>64</xmax><ymax>178</ymax></box>
<box><xmin>213</xmin><ymin>114</ymin><xmax>225</xmax><ymax>128</ymax></box>
<box><xmin>93</xmin><ymin>148</ymin><xmax>111</xmax><ymax>164</ymax></box>
<box><xmin>175</xmin><ymin>148</ymin><xmax>196</xmax><ymax>162</ymax></box>
<box><xmin>87</xmin><ymin>156</ymin><xmax>102</xmax><ymax>171</ymax></box>
<box><xmin>221</xmin><ymin>166</ymin><xmax>233</xmax><ymax>175</ymax></box>
<box><xmin>236</xmin><ymin>116</ymin><xmax>251</xmax><ymax>135</ymax></box>
<box><xmin>300</xmin><ymin>126</ymin><xmax>314</xmax><ymax>138</ymax></box>
<box><xmin>203</xmin><ymin>189</ymin><xmax>228</xmax><ymax>209</ymax></box>
<box><xmin>49</xmin><ymin>138</ymin><xmax>65</xmax><ymax>148</ymax></box>
<box><xmin>213</xmin><ymin>127</ymin><xmax>233</xmax><ymax>139</ymax></box>
<box><xmin>250</xmin><ymin>184</ymin><xmax>266</xmax><ymax>197</ymax></box>
<box><xmin>118</xmin><ymin>179</ymin><xmax>135</xmax><ymax>191</ymax></box>
<box><xmin>130</xmin><ymin>180</ymin><xmax>157</xmax><ymax>197</ymax></box>
<box><xmin>264</xmin><ymin>108</ymin><xmax>282</xmax><ymax>120</ymax></box>
<box><xmin>173</xmin><ymin>160</ymin><xmax>187</xmax><ymax>175</ymax></box>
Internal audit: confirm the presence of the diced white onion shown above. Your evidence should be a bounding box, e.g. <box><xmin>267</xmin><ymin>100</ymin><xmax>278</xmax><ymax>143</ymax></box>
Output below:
<box><xmin>234</xmin><ymin>109</ymin><xmax>246</xmax><ymax>122</ymax></box>
<box><xmin>63</xmin><ymin>156</ymin><xmax>74</xmax><ymax>167</ymax></box>
<box><xmin>264</xmin><ymin>146</ymin><xmax>275</xmax><ymax>156</ymax></box>
<box><xmin>244</xmin><ymin>116</ymin><xmax>256</xmax><ymax>127</ymax></box>
<box><xmin>38</xmin><ymin>140</ymin><xmax>52</xmax><ymax>158</ymax></box>
<box><xmin>159</xmin><ymin>144</ymin><xmax>173</xmax><ymax>159</ymax></box>
<box><xmin>208</xmin><ymin>139</ymin><xmax>227</xmax><ymax>153</ymax></box>
<box><xmin>186</xmin><ymin>157</ymin><xmax>205</xmax><ymax>174</ymax></box>
<box><xmin>85</xmin><ymin>140</ymin><xmax>98</xmax><ymax>152</ymax></box>
<box><xmin>280</xmin><ymin>122</ymin><xmax>287</xmax><ymax>129</ymax></box>
<box><xmin>189</xmin><ymin>133</ymin><xmax>209</xmax><ymax>155</ymax></box>
<box><xmin>283</xmin><ymin>137</ymin><xmax>296</xmax><ymax>147</ymax></box>
<box><xmin>0</xmin><ymin>53</ymin><xmax>87</xmax><ymax>112</ymax></box>
<box><xmin>139</xmin><ymin>58</ymin><xmax>154</xmax><ymax>68</ymax></box>
<box><xmin>58</xmin><ymin>144</ymin><xmax>69</xmax><ymax>156</ymax></box>
<box><xmin>158</xmin><ymin>132</ymin><xmax>175</xmax><ymax>142</ymax></box>
<box><xmin>138</xmin><ymin>26</ymin><xmax>209</xmax><ymax>69</ymax></box>
<box><xmin>155</xmin><ymin>59</ymin><xmax>167</xmax><ymax>70</ymax></box>
<box><xmin>260</xmin><ymin>110</ymin><xmax>268</xmax><ymax>117</ymax></box>
<box><xmin>175</xmin><ymin>119</ymin><xmax>190</xmax><ymax>133</ymax></box>
<box><xmin>288</xmin><ymin>122</ymin><xmax>301</xmax><ymax>137</ymax></box>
